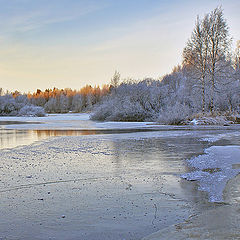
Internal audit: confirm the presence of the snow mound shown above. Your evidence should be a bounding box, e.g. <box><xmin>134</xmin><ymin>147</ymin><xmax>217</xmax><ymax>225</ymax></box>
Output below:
<box><xmin>181</xmin><ymin>146</ymin><xmax>240</xmax><ymax>202</ymax></box>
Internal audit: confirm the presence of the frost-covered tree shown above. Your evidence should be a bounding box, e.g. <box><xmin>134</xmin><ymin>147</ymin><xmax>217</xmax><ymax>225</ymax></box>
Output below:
<box><xmin>183</xmin><ymin>15</ymin><xmax>210</xmax><ymax>112</ymax></box>
<box><xmin>183</xmin><ymin>7</ymin><xmax>231</xmax><ymax>113</ymax></box>
<box><xmin>110</xmin><ymin>71</ymin><xmax>121</xmax><ymax>92</ymax></box>
<box><xmin>207</xmin><ymin>7</ymin><xmax>231</xmax><ymax>111</ymax></box>
<box><xmin>18</xmin><ymin>105</ymin><xmax>45</xmax><ymax>117</ymax></box>
<box><xmin>59</xmin><ymin>95</ymin><xmax>69</xmax><ymax>113</ymax></box>
<box><xmin>44</xmin><ymin>98</ymin><xmax>56</xmax><ymax>113</ymax></box>
<box><xmin>234</xmin><ymin>40</ymin><xmax>240</xmax><ymax>70</ymax></box>
<box><xmin>72</xmin><ymin>94</ymin><xmax>84</xmax><ymax>112</ymax></box>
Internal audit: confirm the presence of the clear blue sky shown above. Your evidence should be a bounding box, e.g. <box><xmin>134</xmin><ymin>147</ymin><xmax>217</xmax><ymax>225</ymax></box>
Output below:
<box><xmin>0</xmin><ymin>0</ymin><xmax>239</xmax><ymax>92</ymax></box>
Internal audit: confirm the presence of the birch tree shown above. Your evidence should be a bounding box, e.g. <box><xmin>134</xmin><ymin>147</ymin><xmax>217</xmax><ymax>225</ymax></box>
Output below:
<box><xmin>183</xmin><ymin>15</ymin><xmax>210</xmax><ymax>112</ymax></box>
<box><xmin>183</xmin><ymin>7</ymin><xmax>231</xmax><ymax>113</ymax></box>
<box><xmin>110</xmin><ymin>71</ymin><xmax>121</xmax><ymax>94</ymax></box>
<box><xmin>207</xmin><ymin>7</ymin><xmax>231</xmax><ymax>112</ymax></box>
<box><xmin>234</xmin><ymin>40</ymin><xmax>240</xmax><ymax>70</ymax></box>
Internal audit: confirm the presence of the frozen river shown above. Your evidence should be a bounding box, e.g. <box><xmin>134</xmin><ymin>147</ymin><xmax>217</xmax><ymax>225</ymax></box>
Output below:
<box><xmin>0</xmin><ymin>114</ymin><xmax>240</xmax><ymax>239</ymax></box>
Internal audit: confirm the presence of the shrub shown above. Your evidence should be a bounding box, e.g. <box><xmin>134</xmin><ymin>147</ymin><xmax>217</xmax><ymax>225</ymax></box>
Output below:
<box><xmin>18</xmin><ymin>105</ymin><xmax>46</xmax><ymax>117</ymax></box>
<box><xmin>157</xmin><ymin>102</ymin><xmax>191</xmax><ymax>125</ymax></box>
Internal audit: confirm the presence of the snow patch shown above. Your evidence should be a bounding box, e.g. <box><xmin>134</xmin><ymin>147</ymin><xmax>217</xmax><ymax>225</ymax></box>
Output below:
<box><xmin>181</xmin><ymin>146</ymin><xmax>240</xmax><ymax>202</ymax></box>
<box><xmin>190</xmin><ymin>119</ymin><xmax>198</xmax><ymax>125</ymax></box>
<box><xmin>200</xmin><ymin>131</ymin><xmax>240</xmax><ymax>143</ymax></box>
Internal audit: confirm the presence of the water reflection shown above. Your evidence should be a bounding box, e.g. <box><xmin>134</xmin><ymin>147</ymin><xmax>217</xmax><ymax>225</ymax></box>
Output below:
<box><xmin>35</xmin><ymin>129</ymin><xmax>97</xmax><ymax>137</ymax></box>
<box><xmin>0</xmin><ymin>128</ymin><xmax>163</xmax><ymax>149</ymax></box>
<box><xmin>0</xmin><ymin>129</ymin><xmax>43</xmax><ymax>149</ymax></box>
<box><xmin>1</xmin><ymin>127</ymin><xmax>239</xmax><ymax>151</ymax></box>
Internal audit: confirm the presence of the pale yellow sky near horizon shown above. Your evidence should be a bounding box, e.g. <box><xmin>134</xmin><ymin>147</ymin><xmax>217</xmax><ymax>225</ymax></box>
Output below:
<box><xmin>0</xmin><ymin>0</ymin><xmax>239</xmax><ymax>93</ymax></box>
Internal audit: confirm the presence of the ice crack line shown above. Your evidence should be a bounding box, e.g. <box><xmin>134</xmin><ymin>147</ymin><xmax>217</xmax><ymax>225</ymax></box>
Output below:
<box><xmin>0</xmin><ymin>176</ymin><xmax>122</xmax><ymax>193</ymax></box>
<box><xmin>151</xmin><ymin>203</ymin><xmax>158</xmax><ymax>226</ymax></box>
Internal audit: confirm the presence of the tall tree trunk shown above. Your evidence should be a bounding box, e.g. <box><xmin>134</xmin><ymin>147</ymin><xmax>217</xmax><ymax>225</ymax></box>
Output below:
<box><xmin>210</xmin><ymin>64</ymin><xmax>215</xmax><ymax>113</ymax></box>
<box><xmin>201</xmin><ymin>78</ymin><xmax>205</xmax><ymax>113</ymax></box>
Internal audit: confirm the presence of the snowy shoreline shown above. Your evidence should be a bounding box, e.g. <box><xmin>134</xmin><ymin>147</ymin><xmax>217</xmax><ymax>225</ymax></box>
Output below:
<box><xmin>1</xmin><ymin>112</ymin><xmax>240</xmax><ymax>126</ymax></box>
<box><xmin>181</xmin><ymin>145</ymin><xmax>240</xmax><ymax>202</ymax></box>
<box><xmin>143</xmin><ymin>139</ymin><xmax>240</xmax><ymax>240</ymax></box>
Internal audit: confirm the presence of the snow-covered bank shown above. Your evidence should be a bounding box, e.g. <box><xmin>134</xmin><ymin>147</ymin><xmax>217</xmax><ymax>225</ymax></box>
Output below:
<box><xmin>2</xmin><ymin>113</ymin><xmax>240</xmax><ymax>130</ymax></box>
<box><xmin>182</xmin><ymin>114</ymin><xmax>240</xmax><ymax>126</ymax></box>
<box><xmin>181</xmin><ymin>146</ymin><xmax>240</xmax><ymax>202</ymax></box>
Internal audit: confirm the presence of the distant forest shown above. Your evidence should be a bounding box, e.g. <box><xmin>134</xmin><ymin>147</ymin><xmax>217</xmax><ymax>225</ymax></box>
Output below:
<box><xmin>0</xmin><ymin>85</ymin><xmax>110</xmax><ymax>116</ymax></box>
<box><xmin>0</xmin><ymin>7</ymin><xmax>239</xmax><ymax>123</ymax></box>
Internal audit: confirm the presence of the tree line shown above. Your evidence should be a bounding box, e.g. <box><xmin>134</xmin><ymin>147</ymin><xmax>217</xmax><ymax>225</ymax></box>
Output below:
<box><xmin>0</xmin><ymin>85</ymin><xmax>110</xmax><ymax>116</ymax></box>
<box><xmin>27</xmin><ymin>85</ymin><xmax>110</xmax><ymax>113</ymax></box>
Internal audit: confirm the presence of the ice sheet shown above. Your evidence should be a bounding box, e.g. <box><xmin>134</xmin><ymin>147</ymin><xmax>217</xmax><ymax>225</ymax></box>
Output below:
<box><xmin>0</xmin><ymin>131</ymin><xmax>206</xmax><ymax>240</ymax></box>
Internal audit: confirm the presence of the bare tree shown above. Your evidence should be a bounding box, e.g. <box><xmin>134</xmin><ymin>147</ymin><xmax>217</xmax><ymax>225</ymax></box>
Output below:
<box><xmin>183</xmin><ymin>7</ymin><xmax>231</xmax><ymax>113</ymax></box>
<box><xmin>110</xmin><ymin>71</ymin><xmax>121</xmax><ymax>89</ymax></box>
<box><xmin>234</xmin><ymin>40</ymin><xmax>240</xmax><ymax>70</ymax></box>
<box><xmin>183</xmin><ymin>15</ymin><xmax>210</xmax><ymax>112</ymax></box>
<box><xmin>207</xmin><ymin>7</ymin><xmax>231</xmax><ymax>112</ymax></box>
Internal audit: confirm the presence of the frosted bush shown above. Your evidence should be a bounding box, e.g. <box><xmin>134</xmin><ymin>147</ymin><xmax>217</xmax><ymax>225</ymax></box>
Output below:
<box><xmin>91</xmin><ymin>79</ymin><xmax>162</xmax><ymax>121</ymax></box>
<box><xmin>91</xmin><ymin>94</ymin><xmax>153</xmax><ymax>122</ymax></box>
<box><xmin>0</xmin><ymin>94</ymin><xmax>45</xmax><ymax>116</ymax></box>
<box><xmin>90</xmin><ymin>100</ymin><xmax>113</xmax><ymax>121</ymax></box>
<box><xmin>0</xmin><ymin>95</ymin><xmax>18</xmax><ymax>115</ymax></box>
<box><xmin>18</xmin><ymin>105</ymin><xmax>45</xmax><ymax>117</ymax></box>
<box><xmin>157</xmin><ymin>102</ymin><xmax>191</xmax><ymax>125</ymax></box>
<box><xmin>109</xmin><ymin>98</ymin><xmax>150</xmax><ymax>121</ymax></box>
